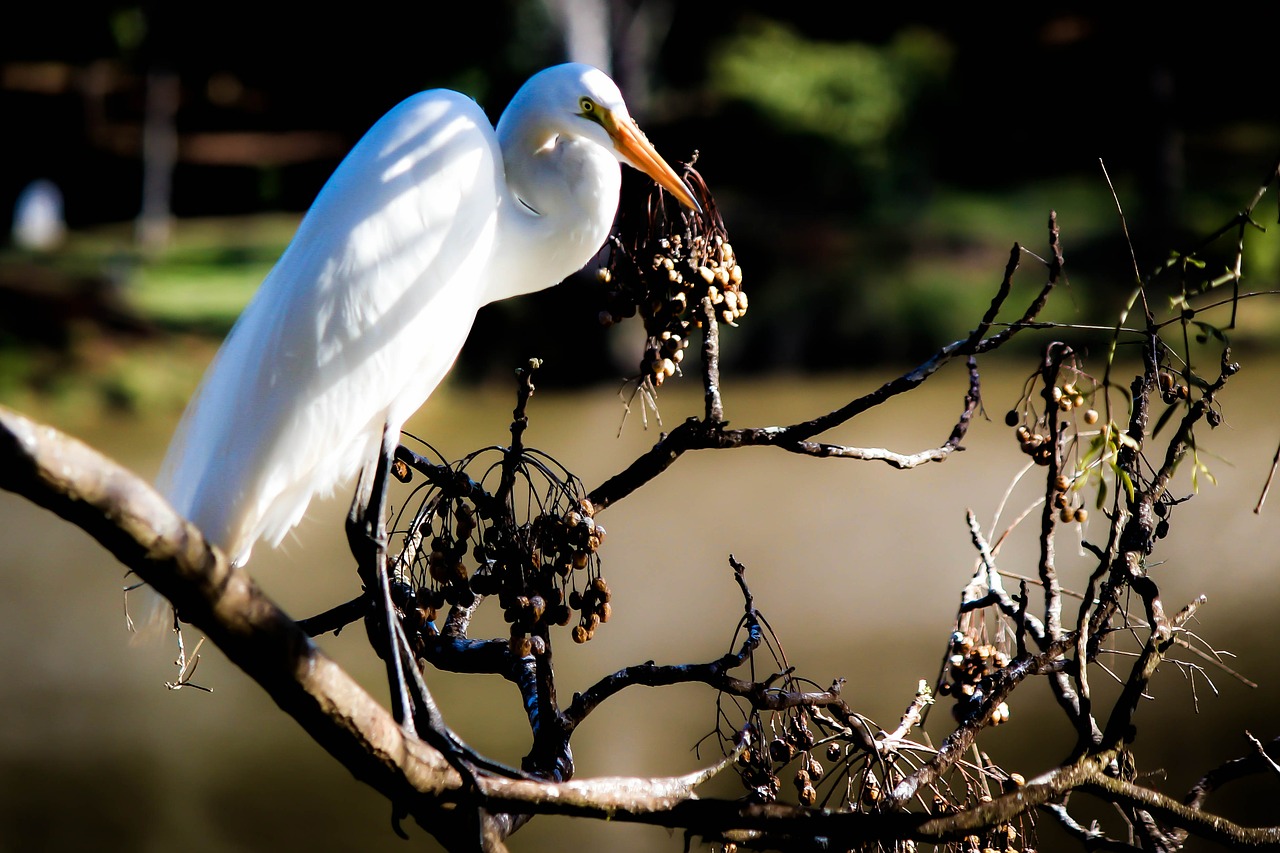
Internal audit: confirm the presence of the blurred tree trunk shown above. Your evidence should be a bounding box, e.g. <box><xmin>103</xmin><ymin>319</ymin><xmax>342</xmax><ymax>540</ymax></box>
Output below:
<box><xmin>136</xmin><ymin>67</ymin><xmax>177</xmax><ymax>251</ymax></box>
<box><xmin>541</xmin><ymin>0</ymin><xmax>673</xmax><ymax>121</ymax></box>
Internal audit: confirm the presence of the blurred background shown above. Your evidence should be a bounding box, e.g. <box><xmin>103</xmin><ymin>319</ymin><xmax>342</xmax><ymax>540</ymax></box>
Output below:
<box><xmin>2</xmin><ymin>3</ymin><xmax>1279</xmax><ymax>851</ymax></box>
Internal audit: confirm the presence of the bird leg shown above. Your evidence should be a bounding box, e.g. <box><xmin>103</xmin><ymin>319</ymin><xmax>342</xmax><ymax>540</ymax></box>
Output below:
<box><xmin>346</xmin><ymin>428</ymin><xmax>529</xmax><ymax>824</ymax></box>
<box><xmin>346</xmin><ymin>424</ymin><xmax>416</xmax><ymax>736</ymax></box>
<box><xmin>390</xmin><ymin>616</ymin><xmax>529</xmax><ymax>782</ymax></box>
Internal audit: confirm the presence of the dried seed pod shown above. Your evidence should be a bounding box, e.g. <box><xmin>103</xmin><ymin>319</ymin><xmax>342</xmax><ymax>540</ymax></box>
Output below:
<box><xmin>769</xmin><ymin>738</ymin><xmax>795</xmax><ymax>763</ymax></box>
<box><xmin>1084</xmin><ymin>408</ymin><xmax>1099</xmax><ymax>425</ymax></box>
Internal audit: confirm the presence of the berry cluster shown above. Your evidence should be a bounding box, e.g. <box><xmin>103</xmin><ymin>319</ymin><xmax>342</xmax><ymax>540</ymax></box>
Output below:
<box><xmin>597</xmin><ymin>163</ymin><xmax>745</xmax><ymax>388</ymax></box>
<box><xmin>939</xmin><ymin>631</ymin><xmax>1012</xmax><ymax>725</ymax></box>
<box><xmin>1006</xmin><ymin>379</ymin><xmax>1098</xmax><ymax>467</ymax></box>
<box><xmin>735</xmin><ymin>714</ymin><xmax>821</xmax><ymax>805</ymax></box>
<box><xmin>391</xmin><ymin>444</ymin><xmax>612</xmax><ymax>653</ymax></box>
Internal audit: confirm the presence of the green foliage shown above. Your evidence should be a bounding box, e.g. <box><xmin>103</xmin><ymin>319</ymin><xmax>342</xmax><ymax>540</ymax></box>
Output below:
<box><xmin>709</xmin><ymin>20</ymin><xmax>951</xmax><ymax>167</ymax></box>
<box><xmin>126</xmin><ymin>216</ymin><xmax>296</xmax><ymax>334</ymax></box>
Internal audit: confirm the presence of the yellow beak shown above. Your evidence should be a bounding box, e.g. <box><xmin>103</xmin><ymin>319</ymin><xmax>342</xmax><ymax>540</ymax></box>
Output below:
<box><xmin>604</xmin><ymin>111</ymin><xmax>702</xmax><ymax>214</ymax></box>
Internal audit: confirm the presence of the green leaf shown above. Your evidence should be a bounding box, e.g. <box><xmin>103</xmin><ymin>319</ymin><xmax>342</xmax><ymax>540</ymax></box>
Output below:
<box><xmin>1119</xmin><ymin>469</ymin><xmax>1136</xmax><ymax>503</ymax></box>
<box><xmin>1152</xmin><ymin>402</ymin><xmax>1179</xmax><ymax>439</ymax></box>
<box><xmin>1192</xmin><ymin>320</ymin><xmax>1229</xmax><ymax>344</ymax></box>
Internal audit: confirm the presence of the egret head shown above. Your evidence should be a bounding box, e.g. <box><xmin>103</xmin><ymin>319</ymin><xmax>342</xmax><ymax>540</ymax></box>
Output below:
<box><xmin>517</xmin><ymin>63</ymin><xmax>701</xmax><ymax>213</ymax></box>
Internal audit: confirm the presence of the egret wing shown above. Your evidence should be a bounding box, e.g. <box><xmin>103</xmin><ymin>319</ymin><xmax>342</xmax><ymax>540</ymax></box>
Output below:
<box><xmin>157</xmin><ymin>90</ymin><xmax>504</xmax><ymax>564</ymax></box>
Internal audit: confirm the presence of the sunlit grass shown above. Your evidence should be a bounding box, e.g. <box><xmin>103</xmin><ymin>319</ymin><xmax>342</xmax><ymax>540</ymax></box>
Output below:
<box><xmin>0</xmin><ymin>214</ymin><xmax>298</xmax><ymax>421</ymax></box>
<box><xmin>126</xmin><ymin>214</ymin><xmax>299</xmax><ymax>333</ymax></box>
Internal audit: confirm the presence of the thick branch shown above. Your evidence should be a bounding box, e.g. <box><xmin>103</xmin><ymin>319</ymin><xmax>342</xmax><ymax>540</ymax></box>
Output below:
<box><xmin>0</xmin><ymin>406</ymin><xmax>472</xmax><ymax>840</ymax></box>
<box><xmin>0</xmin><ymin>406</ymin><xmax>734</xmax><ymax>846</ymax></box>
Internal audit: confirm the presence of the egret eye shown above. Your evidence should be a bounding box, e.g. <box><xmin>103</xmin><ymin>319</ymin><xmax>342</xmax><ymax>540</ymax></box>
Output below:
<box><xmin>579</xmin><ymin>97</ymin><xmax>595</xmax><ymax>115</ymax></box>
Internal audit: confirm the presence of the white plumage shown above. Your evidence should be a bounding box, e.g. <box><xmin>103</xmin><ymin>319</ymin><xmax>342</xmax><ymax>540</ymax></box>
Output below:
<box><xmin>156</xmin><ymin>63</ymin><xmax>697</xmax><ymax>566</ymax></box>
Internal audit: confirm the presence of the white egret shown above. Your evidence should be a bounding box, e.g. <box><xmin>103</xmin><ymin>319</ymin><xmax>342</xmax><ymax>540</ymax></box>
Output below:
<box><xmin>156</xmin><ymin>64</ymin><xmax>699</xmax><ymax>569</ymax></box>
